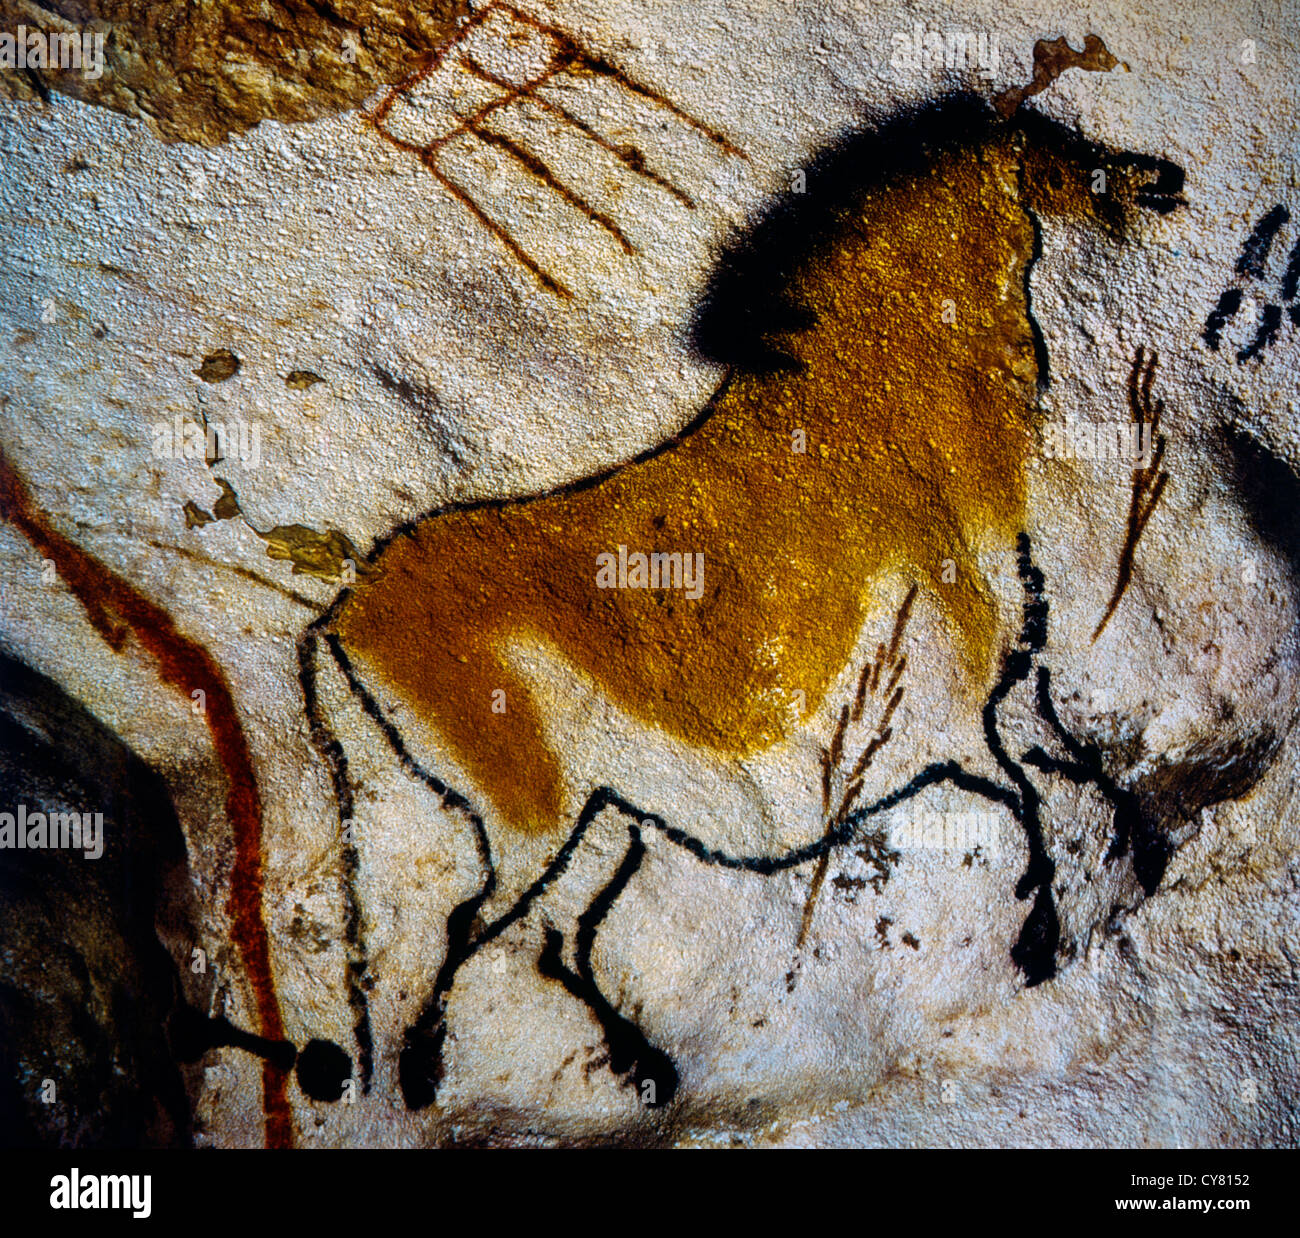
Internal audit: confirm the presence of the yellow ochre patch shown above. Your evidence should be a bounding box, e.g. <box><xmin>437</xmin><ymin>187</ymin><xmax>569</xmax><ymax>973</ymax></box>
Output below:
<box><xmin>336</xmin><ymin>112</ymin><xmax>1143</xmax><ymax>834</ymax></box>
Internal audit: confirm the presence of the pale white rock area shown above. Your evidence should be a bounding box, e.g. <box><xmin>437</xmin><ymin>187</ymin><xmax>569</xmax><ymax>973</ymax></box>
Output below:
<box><xmin>0</xmin><ymin>0</ymin><xmax>1297</xmax><ymax>1147</ymax></box>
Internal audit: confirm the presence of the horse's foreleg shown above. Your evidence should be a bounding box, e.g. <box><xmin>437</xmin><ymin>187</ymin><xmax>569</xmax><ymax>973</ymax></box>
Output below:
<box><xmin>983</xmin><ymin>534</ymin><xmax>1060</xmax><ymax>986</ymax></box>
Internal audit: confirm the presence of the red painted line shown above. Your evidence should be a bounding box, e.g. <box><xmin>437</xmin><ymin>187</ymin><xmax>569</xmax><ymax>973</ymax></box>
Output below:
<box><xmin>0</xmin><ymin>448</ymin><xmax>292</xmax><ymax>1148</ymax></box>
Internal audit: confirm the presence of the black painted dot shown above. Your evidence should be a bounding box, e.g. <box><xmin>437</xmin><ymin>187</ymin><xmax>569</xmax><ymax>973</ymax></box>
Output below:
<box><xmin>295</xmin><ymin>1039</ymin><xmax>352</xmax><ymax>1102</ymax></box>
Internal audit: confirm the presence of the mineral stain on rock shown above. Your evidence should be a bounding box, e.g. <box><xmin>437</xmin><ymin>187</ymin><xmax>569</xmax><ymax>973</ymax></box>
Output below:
<box><xmin>333</xmin><ymin>93</ymin><xmax>1178</xmax><ymax>836</ymax></box>
<box><xmin>185</xmin><ymin>479</ymin><xmax>374</xmax><ymax>583</ymax></box>
<box><xmin>194</xmin><ymin>349</ymin><xmax>240</xmax><ymax>383</ymax></box>
<box><xmin>993</xmin><ymin>34</ymin><xmax>1125</xmax><ymax>118</ymax></box>
<box><xmin>182</xmin><ymin>500</ymin><xmax>213</xmax><ymax>529</ymax></box>
<box><xmin>285</xmin><ymin>370</ymin><xmax>325</xmax><ymax>390</ymax></box>
<box><xmin>261</xmin><ymin>524</ymin><xmax>371</xmax><ymax>582</ymax></box>
<box><xmin>0</xmin><ymin>0</ymin><xmax>468</xmax><ymax>145</ymax></box>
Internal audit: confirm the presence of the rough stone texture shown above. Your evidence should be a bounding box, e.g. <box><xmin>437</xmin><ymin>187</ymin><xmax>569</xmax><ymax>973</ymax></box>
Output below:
<box><xmin>0</xmin><ymin>0</ymin><xmax>1297</xmax><ymax>1148</ymax></box>
<box><xmin>0</xmin><ymin>652</ymin><xmax>193</xmax><ymax>1148</ymax></box>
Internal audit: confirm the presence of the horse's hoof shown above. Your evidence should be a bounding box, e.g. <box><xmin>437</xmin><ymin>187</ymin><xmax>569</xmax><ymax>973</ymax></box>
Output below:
<box><xmin>399</xmin><ymin>1027</ymin><xmax>446</xmax><ymax>1110</ymax></box>
<box><xmin>631</xmin><ymin>1046</ymin><xmax>679</xmax><ymax>1109</ymax></box>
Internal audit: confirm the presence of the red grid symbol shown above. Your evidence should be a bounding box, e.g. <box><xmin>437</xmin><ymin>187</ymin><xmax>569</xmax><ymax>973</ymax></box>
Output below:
<box><xmin>369</xmin><ymin>2</ymin><xmax>745</xmax><ymax>297</ymax></box>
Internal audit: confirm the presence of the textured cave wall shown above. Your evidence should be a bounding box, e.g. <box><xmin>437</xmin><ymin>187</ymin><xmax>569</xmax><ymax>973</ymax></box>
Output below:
<box><xmin>0</xmin><ymin>651</ymin><xmax>193</xmax><ymax>1147</ymax></box>
<box><xmin>0</xmin><ymin>0</ymin><xmax>1296</xmax><ymax>1148</ymax></box>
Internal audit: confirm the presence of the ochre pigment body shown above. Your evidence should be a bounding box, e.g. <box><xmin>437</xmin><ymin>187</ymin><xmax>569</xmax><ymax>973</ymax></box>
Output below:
<box><xmin>336</xmin><ymin>119</ymin><xmax>1129</xmax><ymax>833</ymax></box>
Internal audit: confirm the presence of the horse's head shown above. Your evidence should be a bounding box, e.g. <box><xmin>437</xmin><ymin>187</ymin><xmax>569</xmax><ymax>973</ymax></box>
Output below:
<box><xmin>693</xmin><ymin>93</ymin><xmax>1183</xmax><ymax>373</ymax></box>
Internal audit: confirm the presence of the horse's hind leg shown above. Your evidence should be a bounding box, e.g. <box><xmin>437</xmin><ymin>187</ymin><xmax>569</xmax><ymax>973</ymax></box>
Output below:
<box><xmin>297</xmin><ymin>621</ymin><xmax>375</xmax><ymax>1094</ymax></box>
<box><xmin>401</xmin><ymin>787</ymin><xmax>678</xmax><ymax>1111</ymax></box>
<box><xmin>536</xmin><ymin>817</ymin><xmax>680</xmax><ymax>1108</ymax></box>
<box><xmin>312</xmin><ymin>630</ymin><xmax>501</xmax><ymax>1112</ymax></box>
<box><xmin>398</xmin><ymin>839</ymin><xmax>495</xmax><ymax>1110</ymax></box>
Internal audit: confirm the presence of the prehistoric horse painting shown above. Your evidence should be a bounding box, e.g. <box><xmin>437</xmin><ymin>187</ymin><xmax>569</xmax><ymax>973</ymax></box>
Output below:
<box><xmin>297</xmin><ymin>90</ymin><xmax>1187</xmax><ymax>1110</ymax></box>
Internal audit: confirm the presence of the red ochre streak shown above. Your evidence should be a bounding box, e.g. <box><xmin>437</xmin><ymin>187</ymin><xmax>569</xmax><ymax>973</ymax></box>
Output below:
<box><xmin>0</xmin><ymin>447</ymin><xmax>292</xmax><ymax>1149</ymax></box>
